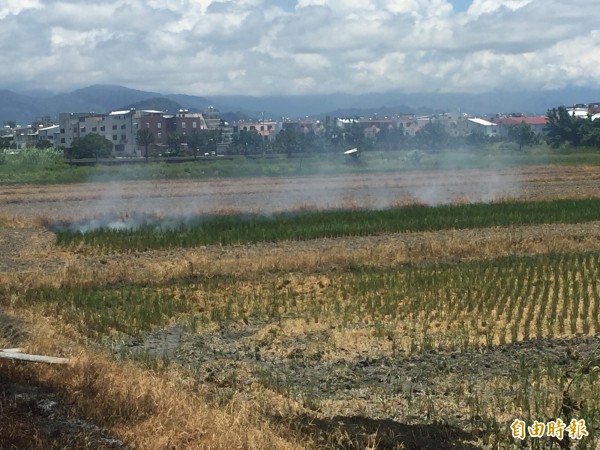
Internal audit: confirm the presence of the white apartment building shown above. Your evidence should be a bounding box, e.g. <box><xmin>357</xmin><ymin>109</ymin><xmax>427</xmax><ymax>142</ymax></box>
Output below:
<box><xmin>59</xmin><ymin>110</ymin><xmax>139</xmax><ymax>156</ymax></box>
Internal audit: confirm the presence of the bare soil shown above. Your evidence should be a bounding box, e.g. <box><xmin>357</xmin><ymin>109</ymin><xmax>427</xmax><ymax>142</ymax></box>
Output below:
<box><xmin>1</xmin><ymin>165</ymin><xmax>600</xmax><ymax>221</ymax></box>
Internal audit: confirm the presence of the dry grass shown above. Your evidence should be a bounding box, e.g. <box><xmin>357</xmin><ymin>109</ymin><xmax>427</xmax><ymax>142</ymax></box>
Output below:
<box><xmin>3</xmin><ymin>220</ymin><xmax>599</xmax><ymax>293</ymax></box>
<box><xmin>0</xmin><ymin>310</ymin><xmax>309</xmax><ymax>450</ymax></box>
<box><xmin>3</xmin><ymin>166</ymin><xmax>600</xmax><ymax>449</ymax></box>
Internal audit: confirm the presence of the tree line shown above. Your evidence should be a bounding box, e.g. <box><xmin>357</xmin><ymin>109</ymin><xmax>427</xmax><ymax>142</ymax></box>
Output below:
<box><xmin>544</xmin><ymin>106</ymin><xmax>600</xmax><ymax>148</ymax></box>
<box><xmin>229</xmin><ymin>120</ymin><xmax>540</xmax><ymax>156</ymax></box>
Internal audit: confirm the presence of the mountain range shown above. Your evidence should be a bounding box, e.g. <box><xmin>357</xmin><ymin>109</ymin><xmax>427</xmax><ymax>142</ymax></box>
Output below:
<box><xmin>2</xmin><ymin>84</ymin><xmax>600</xmax><ymax>126</ymax></box>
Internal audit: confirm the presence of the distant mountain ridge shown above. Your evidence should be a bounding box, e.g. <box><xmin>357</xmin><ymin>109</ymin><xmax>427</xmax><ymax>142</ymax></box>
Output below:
<box><xmin>1</xmin><ymin>84</ymin><xmax>600</xmax><ymax>126</ymax></box>
<box><xmin>124</xmin><ymin>97</ymin><xmax>185</xmax><ymax>113</ymax></box>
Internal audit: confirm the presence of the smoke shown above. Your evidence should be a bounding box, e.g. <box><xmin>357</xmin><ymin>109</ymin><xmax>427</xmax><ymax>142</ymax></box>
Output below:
<box><xmin>44</xmin><ymin>150</ymin><xmax>525</xmax><ymax>234</ymax></box>
<box><xmin>49</xmin><ymin>213</ymin><xmax>204</xmax><ymax>234</ymax></box>
<box><xmin>409</xmin><ymin>168</ymin><xmax>521</xmax><ymax>205</ymax></box>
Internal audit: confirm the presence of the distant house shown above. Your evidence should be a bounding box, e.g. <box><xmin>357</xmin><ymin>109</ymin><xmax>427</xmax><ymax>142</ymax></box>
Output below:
<box><xmin>282</xmin><ymin>119</ymin><xmax>323</xmax><ymax>134</ymax></box>
<box><xmin>493</xmin><ymin>116</ymin><xmax>548</xmax><ymax>136</ymax></box>
<box><xmin>173</xmin><ymin>110</ymin><xmax>208</xmax><ymax>135</ymax></box>
<box><xmin>335</xmin><ymin>116</ymin><xmax>412</xmax><ymax>138</ymax></box>
<box><xmin>38</xmin><ymin>125</ymin><xmax>60</xmax><ymax>145</ymax></box>
<box><xmin>13</xmin><ymin>126</ymin><xmax>38</xmax><ymax>149</ymax></box>
<box><xmin>463</xmin><ymin>118</ymin><xmax>498</xmax><ymax>137</ymax></box>
<box><xmin>565</xmin><ymin>104</ymin><xmax>590</xmax><ymax>119</ymax></box>
<box><xmin>237</xmin><ymin>120</ymin><xmax>281</xmax><ymax>139</ymax></box>
<box><xmin>589</xmin><ymin>102</ymin><xmax>600</xmax><ymax>115</ymax></box>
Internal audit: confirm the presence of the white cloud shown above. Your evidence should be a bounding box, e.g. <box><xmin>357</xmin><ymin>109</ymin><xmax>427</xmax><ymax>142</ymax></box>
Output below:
<box><xmin>467</xmin><ymin>0</ymin><xmax>533</xmax><ymax>16</ymax></box>
<box><xmin>0</xmin><ymin>0</ymin><xmax>42</xmax><ymax>20</ymax></box>
<box><xmin>0</xmin><ymin>0</ymin><xmax>598</xmax><ymax>96</ymax></box>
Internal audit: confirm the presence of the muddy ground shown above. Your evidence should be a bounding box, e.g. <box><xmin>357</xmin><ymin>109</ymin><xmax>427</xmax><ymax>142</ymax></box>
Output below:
<box><xmin>0</xmin><ymin>308</ymin><xmax>127</xmax><ymax>449</ymax></box>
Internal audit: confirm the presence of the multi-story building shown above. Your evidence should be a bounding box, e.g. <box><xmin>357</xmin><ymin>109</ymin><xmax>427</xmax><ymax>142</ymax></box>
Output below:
<box><xmin>58</xmin><ymin>107</ymin><xmax>225</xmax><ymax>157</ymax></box>
<box><xmin>38</xmin><ymin>125</ymin><xmax>60</xmax><ymax>145</ymax></box>
<box><xmin>58</xmin><ymin>111</ymin><xmax>139</xmax><ymax>156</ymax></box>
<box><xmin>172</xmin><ymin>110</ymin><xmax>207</xmax><ymax>136</ymax></box>
<box><xmin>13</xmin><ymin>126</ymin><xmax>38</xmax><ymax>149</ymax></box>
<box><xmin>203</xmin><ymin>106</ymin><xmax>221</xmax><ymax>130</ymax></box>
<box><xmin>137</xmin><ymin>110</ymin><xmax>174</xmax><ymax>147</ymax></box>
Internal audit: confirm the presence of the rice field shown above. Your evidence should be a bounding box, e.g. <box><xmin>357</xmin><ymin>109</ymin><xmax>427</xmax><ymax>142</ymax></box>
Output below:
<box><xmin>7</xmin><ymin>251</ymin><xmax>600</xmax><ymax>351</ymax></box>
<box><xmin>2</xmin><ymin>164</ymin><xmax>600</xmax><ymax>449</ymax></box>
<box><xmin>52</xmin><ymin>198</ymin><xmax>600</xmax><ymax>251</ymax></box>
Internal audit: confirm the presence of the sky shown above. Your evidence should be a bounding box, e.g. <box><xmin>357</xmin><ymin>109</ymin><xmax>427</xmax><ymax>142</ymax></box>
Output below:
<box><xmin>0</xmin><ymin>0</ymin><xmax>599</xmax><ymax>96</ymax></box>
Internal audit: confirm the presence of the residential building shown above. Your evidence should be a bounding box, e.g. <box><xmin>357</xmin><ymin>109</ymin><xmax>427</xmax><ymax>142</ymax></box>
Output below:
<box><xmin>137</xmin><ymin>110</ymin><xmax>174</xmax><ymax>147</ymax></box>
<box><xmin>237</xmin><ymin>120</ymin><xmax>281</xmax><ymax>139</ymax></box>
<box><xmin>462</xmin><ymin>118</ymin><xmax>498</xmax><ymax>137</ymax></box>
<box><xmin>588</xmin><ymin>102</ymin><xmax>600</xmax><ymax>116</ymax></box>
<box><xmin>566</xmin><ymin>104</ymin><xmax>590</xmax><ymax>119</ymax></box>
<box><xmin>203</xmin><ymin>106</ymin><xmax>221</xmax><ymax>130</ymax></box>
<box><xmin>493</xmin><ymin>116</ymin><xmax>548</xmax><ymax>136</ymax></box>
<box><xmin>282</xmin><ymin>119</ymin><xmax>324</xmax><ymax>134</ymax></box>
<box><xmin>13</xmin><ymin>126</ymin><xmax>38</xmax><ymax>149</ymax></box>
<box><xmin>59</xmin><ymin>110</ymin><xmax>139</xmax><ymax>156</ymax></box>
<box><xmin>173</xmin><ymin>110</ymin><xmax>207</xmax><ymax>136</ymax></box>
<box><xmin>58</xmin><ymin>107</ymin><xmax>225</xmax><ymax>157</ymax></box>
<box><xmin>38</xmin><ymin>124</ymin><xmax>60</xmax><ymax>145</ymax></box>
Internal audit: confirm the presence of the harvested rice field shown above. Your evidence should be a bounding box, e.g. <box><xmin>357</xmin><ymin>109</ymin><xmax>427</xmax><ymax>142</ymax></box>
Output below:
<box><xmin>1</xmin><ymin>165</ymin><xmax>600</xmax><ymax>449</ymax></box>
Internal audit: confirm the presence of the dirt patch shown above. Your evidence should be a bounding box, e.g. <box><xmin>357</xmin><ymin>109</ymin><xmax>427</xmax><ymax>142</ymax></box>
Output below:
<box><xmin>111</xmin><ymin>317</ymin><xmax>600</xmax><ymax>448</ymax></box>
<box><xmin>0</xmin><ymin>309</ymin><xmax>29</xmax><ymax>346</ymax></box>
<box><xmin>0</xmin><ymin>226</ymin><xmax>65</xmax><ymax>273</ymax></box>
<box><xmin>177</xmin><ymin>324</ymin><xmax>597</xmax><ymax>403</ymax></box>
<box><xmin>0</xmin><ymin>381</ymin><xmax>127</xmax><ymax>449</ymax></box>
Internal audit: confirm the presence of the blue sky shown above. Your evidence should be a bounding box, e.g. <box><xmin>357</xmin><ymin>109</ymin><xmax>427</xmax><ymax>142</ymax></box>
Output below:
<box><xmin>0</xmin><ymin>0</ymin><xmax>599</xmax><ymax>96</ymax></box>
<box><xmin>450</xmin><ymin>0</ymin><xmax>473</xmax><ymax>12</ymax></box>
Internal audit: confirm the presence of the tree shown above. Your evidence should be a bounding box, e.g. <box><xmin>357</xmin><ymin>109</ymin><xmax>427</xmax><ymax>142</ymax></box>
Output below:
<box><xmin>70</xmin><ymin>133</ymin><xmax>113</xmax><ymax>160</ymax></box>
<box><xmin>508</xmin><ymin>122</ymin><xmax>536</xmax><ymax>150</ymax></box>
<box><xmin>136</xmin><ymin>128</ymin><xmax>155</xmax><ymax>161</ymax></box>
<box><xmin>0</xmin><ymin>135</ymin><xmax>11</xmax><ymax>149</ymax></box>
<box><xmin>415</xmin><ymin>121</ymin><xmax>449</xmax><ymax>152</ymax></box>
<box><xmin>275</xmin><ymin>127</ymin><xmax>302</xmax><ymax>155</ymax></box>
<box><xmin>186</xmin><ymin>129</ymin><xmax>221</xmax><ymax>158</ymax></box>
<box><xmin>581</xmin><ymin>118</ymin><xmax>600</xmax><ymax>148</ymax></box>
<box><xmin>376</xmin><ymin>125</ymin><xmax>406</xmax><ymax>151</ymax></box>
<box><xmin>36</xmin><ymin>139</ymin><xmax>54</xmax><ymax>149</ymax></box>
<box><xmin>544</xmin><ymin>106</ymin><xmax>600</xmax><ymax>148</ymax></box>
<box><xmin>166</xmin><ymin>132</ymin><xmax>185</xmax><ymax>155</ymax></box>
<box><xmin>545</xmin><ymin>106</ymin><xmax>579</xmax><ymax>148</ymax></box>
<box><xmin>231</xmin><ymin>129</ymin><xmax>263</xmax><ymax>155</ymax></box>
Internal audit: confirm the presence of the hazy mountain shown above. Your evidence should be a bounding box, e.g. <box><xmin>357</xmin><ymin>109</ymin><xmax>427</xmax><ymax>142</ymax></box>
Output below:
<box><xmin>210</xmin><ymin>87</ymin><xmax>600</xmax><ymax>119</ymax></box>
<box><xmin>46</xmin><ymin>84</ymin><xmax>162</xmax><ymax>115</ymax></box>
<box><xmin>0</xmin><ymin>90</ymin><xmax>42</xmax><ymax>125</ymax></box>
<box><xmin>164</xmin><ymin>94</ymin><xmax>217</xmax><ymax>112</ymax></box>
<box><xmin>2</xmin><ymin>84</ymin><xmax>600</xmax><ymax>126</ymax></box>
<box><xmin>124</xmin><ymin>97</ymin><xmax>184</xmax><ymax>114</ymax></box>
